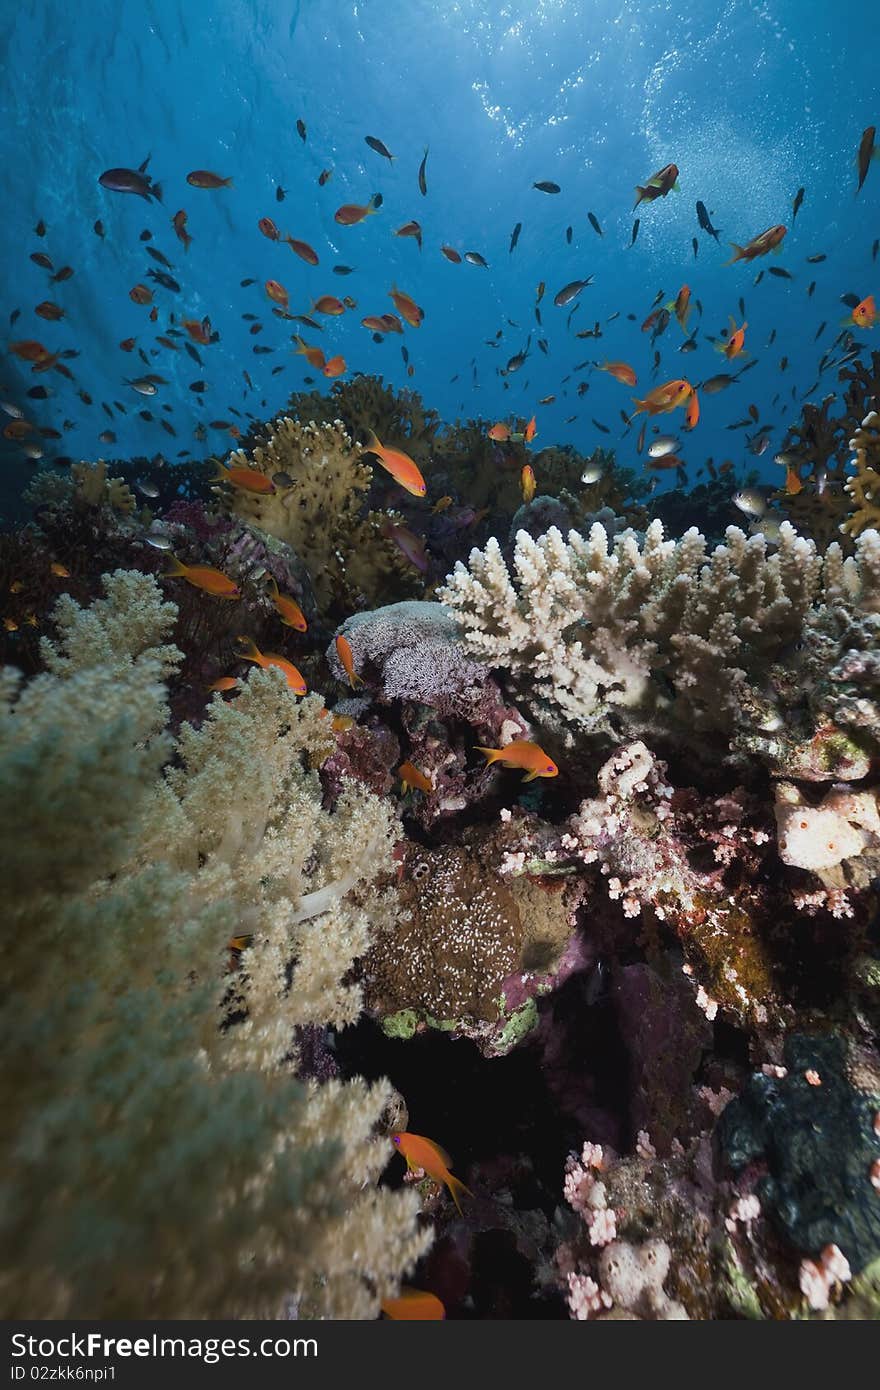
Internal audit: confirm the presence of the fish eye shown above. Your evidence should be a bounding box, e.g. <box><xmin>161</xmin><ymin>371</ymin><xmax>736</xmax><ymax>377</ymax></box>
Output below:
<box><xmin>546</xmin><ymin>764</ymin><xmax>555</xmax><ymax>772</ymax></box>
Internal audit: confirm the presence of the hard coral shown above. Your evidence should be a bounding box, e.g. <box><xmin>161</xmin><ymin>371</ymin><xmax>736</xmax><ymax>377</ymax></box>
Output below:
<box><xmin>70</xmin><ymin>458</ymin><xmax>136</xmax><ymax>514</ymax></box>
<box><xmin>842</xmin><ymin>410</ymin><xmax>880</xmax><ymax>540</ymax></box>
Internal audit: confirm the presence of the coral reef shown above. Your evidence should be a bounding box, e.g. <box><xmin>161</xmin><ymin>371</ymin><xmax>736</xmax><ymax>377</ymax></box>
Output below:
<box><xmin>70</xmin><ymin>458</ymin><xmax>136</xmax><ymax>514</ymax></box>
<box><xmin>440</xmin><ymin>519</ymin><xmax>880</xmax><ymax>772</ymax></box>
<box><xmin>843</xmin><ymin>410</ymin><xmax>880</xmax><ymax>540</ymax></box>
<box><xmin>0</xmin><ymin>570</ymin><xmax>429</xmax><ymax>1318</ymax></box>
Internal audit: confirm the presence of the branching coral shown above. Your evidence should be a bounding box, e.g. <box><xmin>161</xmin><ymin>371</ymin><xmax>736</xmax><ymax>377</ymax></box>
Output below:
<box><xmin>842</xmin><ymin>410</ymin><xmax>880</xmax><ymax>540</ymax></box>
<box><xmin>439</xmin><ymin>519</ymin><xmax>880</xmax><ymax>767</ymax></box>
<box><xmin>1</xmin><ymin>570</ymin><xmax>429</xmax><ymax>1318</ymax></box>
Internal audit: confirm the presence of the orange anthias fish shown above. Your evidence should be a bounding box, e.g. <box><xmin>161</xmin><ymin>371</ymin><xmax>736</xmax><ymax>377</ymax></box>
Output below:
<box><xmin>398</xmin><ymin>760</ymin><xmax>433</xmax><ymax>794</ymax></box>
<box><xmin>389</xmin><ymin>284</ymin><xmax>424</xmax><ymax>328</ymax></box>
<box><xmin>50</xmin><ymin>562</ymin><xmax>71</xmax><ymax>577</ymax></box>
<box><xmin>334</xmin><ymin>194</ymin><xmax>381</xmax><ymax>225</ymax></box>
<box><xmin>685</xmin><ymin>388</ymin><xmax>700</xmax><ymax>430</ymax></box>
<box><xmin>129</xmin><ymin>284</ymin><xmax>153</xmax><ymax>305</ymax></box>
<box><xmin>265</xmin><ymin>279</ymin><xmax>289</xmax><ymax>309</ymax></box>
<box><xmin>488</xmin><ymin>422</ymin><xmax>510</xmax><ymax>441</ymax></box>
<box><xmin>312</xmin><ymin>295</ymin><xmax>345</xmax><ymax>315</ymax></box>
<box><xmin>163</xmin><ymin>555</ymin><xmax>240</xmax><ymax>598</ymax></box>
<box><xmin>267</xmin><ymin>576</ymin><xmax>307</xmax><ymax>631</ymax></box>
<box><xmin>335</xmin><ymin>633</ymin><xmax>364</xmax><ymax>688</ymax></box>
<box><xmin>35</xmin><ymin>301</ymin><xmax>65</xmax><ymax>321</ymax></box>
<box><xmin>214</xmin><ymin>459</ymin><xmax>275</xmax><ymax>494</ymax></box>
<box><xmin>630</xmin><ymin>378</ymin><xmax>694</xmax><ymax>417</ymax></box>
<box><xmin>597</xmin><ymin>360</ymin><xmax>637</xmax><ymax>387</ymax></box>
<box><xmin>235</xmin><ymin>637</ymin><xmax>306</xmax><ymax>694</ymax></box>
<box><xmin>719</xmin><ymin>317</ymin><xmax>748</xmax><ymax>359</ymax></box>
<box><xmin>208</xmin><ymin>675</ymin><xmax>239</xmax><ymax>692</ymax></box>
<box><xmin>285</xmin><ymin>236</ymin><xmax>320</xmax><ymax>266</ymax></box>
<box><xmin>476</xmin><ymin>738</ymin><xmax>558</xmax><ymax>782</ymax></box>
<box><xmin>172</xmin><ymin>209</ymin><xmax>192</xmax><ymax>251</ymax></box>
<box><xmin>258</xmin><ymin>216</ymin><xmax>281</xmax><ymax>240</ymax></box>
<box><xmin>523</xmin><ymin>414</ymin><xmax>537</xmax><ymax>443</ymax></box>
<box><xmin>633</xmin><ymin>162</ymin><xmax>679</xmax><ymax>208</ymax></box>
<box><xmin>294</xmin><ymin>335</ymin><xmax>327</xmax><ymax>370</ymax></box>
<box><xmin>182</xmin><ymin>317</ymin><xmax>213</xmax><ymax>345</ymax></box>
<box><xmin>842</xmin><ymin>294</ymin><xmax>877</xmax><ymax>329</ymax></box>
<box><xmin>725</xmin><ymin>224</ymin><xmax>787</xmax><ymax>264</ymax></box>
<box><xmin>441</xmin><ymin>245</ymin><xmax>462</xmax><ymax>263</ymax></box>
<box><xmin>381</xmin><ymin>1289</ymin><xmax>445</xmax><ymax>1321</ymax></box>
<box><xmin>667</xmin><ymin>284</ymin><xmax>691</xmax><ymax>332</ymax></box>
<box><xmin>379</xmin><ymin>313</ymin><xmax>404</xmax><ymax>334</ymax></box>
<box><xmin>364</xmin><ymin>429</ymin><xmax>427</xmax><ymax>496</ymax></box>
<box><xmin>186</xmin><ymin>170</ymin><xmax>233</xmax><ymax>189</ymax></box>
<box><xmin>391</xmin><ymin>1132</ymin><xmax>473</xmax><ymax>1215</ymax></box>
<box><xmin>322</xmin><ymin>354</ymin><xmax>346</xmax><ymax>378</ymax></box>
<box><xmin>361</xmin><ymin>315</ymin><xmax>390</xmax><ymax>333</ymax></box>
<box><xmin>784</xmin><ymin>464</ymin><xmax>803</xmax><ymax>496</ymax></box>
<box><xmin>394</xmin><ymin>220</ymin><xmax>423</xmax><ymax>250</ymax></box>
<box><xmin>521</xmin><ymin>464</ymin><xmax>536</xmax><ymax>503</ymax></box>
<box><xmin>9</xmin><ymin>340</ymin><xmax>50</xmax><ymax>362</ymax></box>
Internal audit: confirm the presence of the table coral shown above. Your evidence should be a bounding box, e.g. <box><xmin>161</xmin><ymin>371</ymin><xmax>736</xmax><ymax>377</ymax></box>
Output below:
<box><xmin>439</xmin><ymin>518</ymin><xmax>880</xmax><ymax>766</ymax></box>
<box><xmin>1</xmin><ymin>570</ymin><xmax>429</xmax><ymax>1319</ymax></box>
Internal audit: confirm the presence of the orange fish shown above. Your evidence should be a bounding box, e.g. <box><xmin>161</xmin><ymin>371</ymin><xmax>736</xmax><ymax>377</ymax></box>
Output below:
<box><xmin>432</xmin><ymin>495</ymin><xmax>453</xmax><ymax>513</ymax></box>
<box><xmin>335</xmin><ymin>633</ymin><xmax>363</xmax><ymax>688</ymax></box>
<box><xmin>8</xmin><ymin>340</ymin><xmax>49</xmax><ymax>362</ymax></box>
<box><xmin>172</xmin><ymin>209</ymin><xmax>192</xmax><ymax>251</ymax></box>
<box><xmin>294</xmin><ymin>336</ymin><xmax>327</xmax><ymax>369</ymax></box>
<box><xmin>394</xmin><ymin>220</ymin><xmax>423</xmax><ymax>249</ymax></box>
<box><xmin>597</xmin><ymin>361</ymin><xmax>638</xmax><ymax>387</ymax></box>
<box><xmin>265</xmin><ymin>280</ymin><xmax>289</xmax><ymax>309</ymax></box>
<box><xmin>389</xmin><ymin>284</ymin><xmax>424</xmax><ymax>328</ymax></box>
<box><xmin>334</xmin><ymin>195</ymin><xmax>381</xmax><ymax>225</ymax></box>
<box><xmin>34</xmin><ymin>301</ymin><xmax>65</xmax><ymax>321</ymax></box>
<box><xmin>685</xmin><ymin>389</ymin><xmax>700</xmax><ymax>430</ymax></box>
<box><xmin>380</xmin><ymin>1289</ymin><xmax>445</xmax><ymax>1321</ymax></box>
<box><xmin>364</xmin><ymin>429</ymin><xmax>426</xmax><ymax>497</ymax></box>
<box><xmin>391</xmin><ymin>1132</ymin><xmax>472</xmax><ymax>1215</ymax></box>
<box><xmin>3</xmin><ymin>420</ymin><xmax>33</xmax><ymax>440</ymax></box>
<box><xmin>182</xmin><ymin>317</ymin><xmax>213</xmax><ymax>345</ymax></box>
<box><xmin>49</xmin><ymin>562</ymin><xmax>70</xmax><ymax>577</ymax></box>
<box><xmin>842</xmin><ymin>294</ymin><xmax>876</xmax><ymax>330</ymax></box>
<box><xmin>4</xmin><ymin>618</ymin><xmax>18</xmax><ymax>632</ymax></box>
<box><xmin>521</xmin><ymin>464</ymin><xmax>536</xmax><ymax>503</ymax></box>
<box><xmin>476</xmin><ymin>738</ymin><xmax>558</xmax><ymax>782</ymax></box>
<box><xmin>719</xmin><ymin>317</ymin><xmax>748</xmax><ymax>359</ymax></box>
<box><xmin>163</xmin><ymin>555</ymin><xmax>240</xmax><ymax>598</ymax></box>
<box><xmin>667</xmin><ymin>285</ymin><xmax>691</xmax><ymax>332</ymax></box>
<box><xmin>725</xmin><ymin>224</ymin><xmax>787</xmax><ymax>264</ymax></box>
<box><xmin>523</xmin><ymin>415</ymin><xmax>537</xmax><ymax>443</ymax></box>
<box><xmin>312</xmin><ymin>295</ymin><xmax>345</xmax><ymax>315</ymax></box>
<box><xmin>267</xmin><ymin>577</ymin><xmax>307</xmax><ymax>631</ymax></box>
<box><xmin>322</xmin><ymin>354</ymin><xmax>346</xmax><ymax>378</ymax></box>
<box><xmin>129</xmin><ymin>284</ymin><xmax>152</xmax><ymax>305</ymax></box>
<box><xmin>285</xmin><ymin>236</ymin><xmax>320</xmax><ymax>265</ymax></box>
<box><xmin>258</xmin><ymin>216</ymin><xmax>281</xmax><ymax>240</ymax></box>
<box><xmin>119</xmin><ymin>337</ymin><xmax>136</xmax><ymax>352</ymax></box>
<box><xmin>208</xmin><ymin>675</ymin><xmax>239</xmax><ymax>692</ymax></box>
<box><xmin>440</xmin><ymin>245</ymin><xmax>462</xmax><ymax>263</ymax></box>
<box><xmin>633</xmin><ymin>162</ymin><xmax>679</xmax><ymax>208</ymax></box>
<box><xmin>379</xmin><ymin>313</ymin><xmax>404</xmax><ymax>334</ymax></box>
<box><xmin>785</xmin><ymin>464</ymin><xmax>803</xmax><ymax>495</ymax></box>
<box><xmin>398</xmin><ymin>760</ymin><xmax>433</xmax><ymax>794</ymax></box>
<box><xmin>235</xmin><ymin>637</ymin><xmax>306</xmax><ymax>693</ymax></box>
<box><xmin>213</xmin><ymin>459</ymin><xmax>275</xmax><ymax>494</ymax></box>
<box><xmin>361</xmin><ymin>315</ymin><xmax>389</xmax><ymax>333</ymax></box>
<box><xmin>186</xmin><ymin>170</ymin><xmax>233</xmax><ymax>189</ymax></box>
<box><xmin>488</xmin><ymin>422</ymin><xmax>510</xmax><ymax>441</ymax></box>
<box><xmin>630</xmin><ymin>378</ymin><xmax>694</xmax><ymax>417</ymax></box>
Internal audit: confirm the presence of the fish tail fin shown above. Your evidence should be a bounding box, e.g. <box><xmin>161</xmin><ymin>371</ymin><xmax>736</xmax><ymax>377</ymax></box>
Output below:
<box><xmin>630</xmin><ymin>397</ymin><xmax>646</xmax><ymax>418</ymax></box>
<box><xmin>633</xmin><ymin>187</ymin><xmax>646</xmax><ymax>209</ymax></box>
<box><xmin>725</xmin><ymin>243</ymin><xmax>746</xmax><ymax>266</ymax></box>
<box><xmin>475</xmin><ymin>745</ymin><xmax>501</xmax><ymax>766</ymax></box>
<box><xmin>222</xmin><ymin>177</ymin><xmax>234</xmax><ymax>188</ymax></box>
<box><xmin>162</xmin><ymin>554</ymin><xmax>187</xmax><ymax>579</ymax></box>
<box><xmin>672</xmin><ymin>180</ymin><xmax>680</xmax><ymax>191</ymax></box>
<box><xmin>234</xmin><ymin>636</ymin><xmax>260</xmax><ymax>663</ymax></box>
<box><xmin>446</xmin><ymin>1174</ymin><xmax>473</xmax><ymax>1216</ymax></box>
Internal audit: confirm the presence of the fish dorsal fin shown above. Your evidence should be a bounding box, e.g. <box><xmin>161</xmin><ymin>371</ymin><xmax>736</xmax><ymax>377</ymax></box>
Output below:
<box><xmin>424</xmin><ymin>1137</ymin><xmax>453</xmax><ymax>1168</ymax></box>
<box><xmin>139</xmin><ymin>153</ymin><xmax>151</xmax><ymax>173</ymax></box>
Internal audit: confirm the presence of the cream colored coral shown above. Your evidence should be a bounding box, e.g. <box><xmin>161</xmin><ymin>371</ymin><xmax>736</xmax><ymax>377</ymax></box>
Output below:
<box><xmin>842</xmin><ymin>411</ymin><xmax>880</xmax><ymax>540</ymax></box>
<box><xmin>1</xmin><ymin>571</ymin><xmax>428</xmax><ymax>1319</ymax></box>
<box><xmin>440</xmin><ymin>519</ymin><xmax>880</xmax><ymax>734</ymax></box>
<box><xmin>70</xmin><ymin>458</ymin><xmax>135</xmax><ymax>513</ymax></box>
<box><xmin>775</xmin><ymin>780</ymin><xmax>880</xmax><ymax>873</ymax></box>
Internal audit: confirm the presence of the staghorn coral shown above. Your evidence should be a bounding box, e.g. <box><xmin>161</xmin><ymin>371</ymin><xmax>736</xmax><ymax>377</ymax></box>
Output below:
<box><xmin>439</xmin><ymin>518</ymin><xmax>880</xmax><ymax>767</ymax></box>
<box><xmin>1</xmin><ymin>570</ymin><xmax>429</xmax><ymax>1319</ymax></box>
<box><xmin>842</xmin><ymin>410</ymin><xmax>880</xmax><ymax>540</ymax></box>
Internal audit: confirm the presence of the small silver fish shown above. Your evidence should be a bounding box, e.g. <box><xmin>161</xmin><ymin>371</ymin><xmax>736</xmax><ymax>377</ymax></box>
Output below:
<box><xmin>145</xmin><ymin>532</ymin><xmax>173</xmax><ymax>551</ymax></box>
<box><xmin>126</xmin><ymin>377</ymin><xmax>158</xmax><ymax>396</ymax></box>
<box><xmin>136</xmin><ymin>480</ymin><xmax>160</xmax><ymax>498</ymax></box>
<box><xmin>1</xmin><ymin>401</ymin><xmax>24</xmax><ymax>419</ymax></box>
<box><xmin>733</xmin><ymin>488</ymin><xmax>767</xmax><ymax>518</ymax></box>
<box><xmin>580</xmin><ymin>463</ymin><xmax>604</xmax><ymax>484</ymax></box>
<box><xmin>648</xmin><ymin>435</ymin><xmax>681</xmax><ymax>458</ymax></box>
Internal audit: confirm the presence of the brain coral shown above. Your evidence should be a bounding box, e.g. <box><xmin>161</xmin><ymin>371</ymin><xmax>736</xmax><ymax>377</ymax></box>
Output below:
<box><xmin>366</xmin><ymin>846</ymin><xmax>524</xmax><ymax>1025</ymax></box>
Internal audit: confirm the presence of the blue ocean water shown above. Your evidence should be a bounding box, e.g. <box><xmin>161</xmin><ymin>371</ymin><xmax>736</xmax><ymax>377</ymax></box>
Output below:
<box><xmin>1</xmin><ymin>0</ymin><xmax>877</xmax><ymax>495</ymax></box>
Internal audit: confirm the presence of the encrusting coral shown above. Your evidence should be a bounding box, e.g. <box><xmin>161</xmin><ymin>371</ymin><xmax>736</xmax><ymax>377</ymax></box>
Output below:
<box><xmin>439</xmin><ymin>518</ymin><xmax>880</xmax><ymax>769</ymax></box>
<box><xmin>0</xmin><ymin>570</ymin><xmax>429</xmax><ymax>1319</ymax></box>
